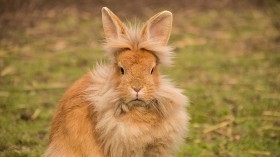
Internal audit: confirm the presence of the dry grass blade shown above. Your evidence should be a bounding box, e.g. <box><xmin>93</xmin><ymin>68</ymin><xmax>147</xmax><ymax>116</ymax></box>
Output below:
<box><xmin>248</xmin><ymin>150</ymin><xmax>271</xmax><ymax>156</ymax></box>
<box><xmin>31</xmin><ymin>109</ymin><xmax>41</xmax><ymax>120</ymax></box>
<box><xmin>203</xmin><ymin>118</ymin><xmax>234</xmax><ymax>134</ymax></box>
<box><xmin>1</xmin><ymin>66</ymin><xmax>16</xmax><ymax>76</ymax></box>
<box><xmin>22</xmin><ymin>83</ymin><xmax>67</xmax><ymax>91</ymax></box>
<box><xmin>262</xmin><ymin>111</ymin><xmax>280</xmax><ymax>117</ymax></box>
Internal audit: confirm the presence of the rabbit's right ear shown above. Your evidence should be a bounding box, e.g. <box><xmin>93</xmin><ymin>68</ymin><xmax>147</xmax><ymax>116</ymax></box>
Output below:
<box><xmin>141</xmin><ymin>11</ymin><xmax>173</xmax><ymax>46</ymax></box>
<box><xmin>102</xmin><ymin>7</ymin><xmax>127</xmax><ymax>40</ymax></box>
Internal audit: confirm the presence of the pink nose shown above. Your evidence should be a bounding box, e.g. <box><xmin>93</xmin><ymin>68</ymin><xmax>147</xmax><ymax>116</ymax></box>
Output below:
<box><xmin>133</xmin><ymin>87</ymin><xmax>142</xmax><ymax>93</ymax></box>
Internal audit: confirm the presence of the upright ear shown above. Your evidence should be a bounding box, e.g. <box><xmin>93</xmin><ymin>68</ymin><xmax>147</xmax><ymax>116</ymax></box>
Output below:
<box><xmin>102</xmin><ymin>7</ymin><xmax>127</xmax><ymax>40</ymax></box>
<box><xmin>141</xmin><ymin>11</ymin><xmax>173</xmax><ymax>46</ymax></box>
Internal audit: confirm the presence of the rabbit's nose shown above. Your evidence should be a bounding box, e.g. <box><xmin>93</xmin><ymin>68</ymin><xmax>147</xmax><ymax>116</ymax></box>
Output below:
<box><xmin>132</xmin><ymin>87</ymin><xmax>142</xmax><ymax>93</ymax></box>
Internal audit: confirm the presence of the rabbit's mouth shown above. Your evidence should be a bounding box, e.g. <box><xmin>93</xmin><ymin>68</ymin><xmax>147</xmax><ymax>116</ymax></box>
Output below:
<box><xmin>131</xmin><ymin>98</ymin><xmax>145</xmax><ymax>103</ymax></box>
<box><xmin>133</xmin><ymin>98</ymin><xmax>143</xmax><ymax>102</ymax></box>
<box><xmin>127</xmin><ymin>99</ymin><xmax>147</xmax><ymax>107</ymax></box>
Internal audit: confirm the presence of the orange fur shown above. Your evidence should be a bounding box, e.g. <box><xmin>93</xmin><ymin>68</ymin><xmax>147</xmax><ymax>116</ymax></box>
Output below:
<box><xmin>45</xmin><ymin>7</ymin><xmax>189</xmax><ymax>157</ymax></box>
<box><xmin>45</xmin><ymin>73</ymin><xmax>104</xmax><ymax>157</ymax></box>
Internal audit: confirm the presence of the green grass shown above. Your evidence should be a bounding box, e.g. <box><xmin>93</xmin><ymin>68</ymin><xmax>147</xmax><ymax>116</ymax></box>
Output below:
<box><xmin>0</xmin><ymin>7</ymin><xmax>279</xmax><ymax>157</ymax></box>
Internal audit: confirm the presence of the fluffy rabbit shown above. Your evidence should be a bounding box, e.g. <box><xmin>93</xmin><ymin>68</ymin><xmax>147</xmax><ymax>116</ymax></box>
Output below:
<box><xmin>45</xmin><ymin>7</ymin><xmax>189</xmax><ymax>157</ymax></box>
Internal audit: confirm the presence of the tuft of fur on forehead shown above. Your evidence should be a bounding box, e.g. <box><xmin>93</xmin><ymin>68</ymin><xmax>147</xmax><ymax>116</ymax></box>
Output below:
<box><xmin>104</xmin><ymin>25</ymin><xmax>175</xmax><ymax>66</ymax></box>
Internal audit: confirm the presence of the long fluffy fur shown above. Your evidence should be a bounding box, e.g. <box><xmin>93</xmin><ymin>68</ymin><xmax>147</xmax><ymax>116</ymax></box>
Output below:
<box><xmin>84</xmin><ymin>64</ymin><xmax>189</xmax><ymax>157</ymax></box>
<box><xmin>104</xmin><ymin>25</ymin><xmax>175</xmax><ymax>66</ymax></box>
<box><xmin>45</xmin><ymin>64</ymin><xmax>189</xmax><ymax>157</ymax></box>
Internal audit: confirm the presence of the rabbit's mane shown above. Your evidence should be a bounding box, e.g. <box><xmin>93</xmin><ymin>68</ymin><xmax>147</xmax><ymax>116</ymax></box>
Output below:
<box><xmin>86</xmin><ymin>63</ymin><xmax>188</xmax><ymax>118</ymax></box>
<box><xmin>85</xmin><ymin>64</ymin><xmax>189</xmax><ymax>156</ymax></box>
<box><xmin>104</xmin><ymin>24</ymin><xmax>174</xmax><ymax>66</ymax></box>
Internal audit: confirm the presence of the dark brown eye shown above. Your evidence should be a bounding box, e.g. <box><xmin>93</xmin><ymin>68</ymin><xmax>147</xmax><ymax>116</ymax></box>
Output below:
<box><xmin>120</xmin><ymin>67</ymin><xmax>125</xmax><ymax>75</ymax></box>
<box><xmin>150</xmin><ymin>68</ymin><xmax>154</xmax><ymax>74</ymax></box>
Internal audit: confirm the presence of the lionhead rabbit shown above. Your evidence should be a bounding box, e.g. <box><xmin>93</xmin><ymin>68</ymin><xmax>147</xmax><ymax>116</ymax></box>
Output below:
<box><xmin>45</xmin><ymin>7</ymin><xmax>189</xmax><ymax>157</ymax></box>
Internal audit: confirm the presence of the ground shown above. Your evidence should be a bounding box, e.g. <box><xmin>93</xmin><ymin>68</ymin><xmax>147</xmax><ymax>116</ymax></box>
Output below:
<box><xmin>0</xmin><ymin>1</ymin><xmax>279</xmax><ymax>157</ymax></box>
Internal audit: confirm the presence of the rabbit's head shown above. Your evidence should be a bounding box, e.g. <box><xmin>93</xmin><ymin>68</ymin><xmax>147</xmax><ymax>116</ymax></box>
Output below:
<box><xmin>102</xmin><ymin>7</ymin><xmax>174</xmax><ymax>108</ymax></box>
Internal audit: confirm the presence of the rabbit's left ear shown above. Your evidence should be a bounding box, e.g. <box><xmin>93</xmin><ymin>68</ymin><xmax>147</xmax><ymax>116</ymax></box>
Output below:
<box><xmin>141</xmin><ymin>11</ymin><xmax>173</xmax><ymax>46</ymax></box>
<box><xmin>102</xmin><ymin>7</ymin><xmax>127</xmax><ymax>40</ymax></box>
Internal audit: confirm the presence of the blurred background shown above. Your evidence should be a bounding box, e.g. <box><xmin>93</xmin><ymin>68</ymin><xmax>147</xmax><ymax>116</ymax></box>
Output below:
<box><xmin>0</xmin><ymin>0</ymin><xmax>279</xmax><ymax>156</ymax></box>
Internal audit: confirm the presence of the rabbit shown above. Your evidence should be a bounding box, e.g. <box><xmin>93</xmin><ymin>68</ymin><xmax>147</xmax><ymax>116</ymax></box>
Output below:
<box><xmin>44</xmin><ymin>7</ymin><xmax>189</xmax><ymax>157</ymax></box>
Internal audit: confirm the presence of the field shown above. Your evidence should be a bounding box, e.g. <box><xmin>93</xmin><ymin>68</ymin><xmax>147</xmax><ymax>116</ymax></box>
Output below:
<box><xmin>0</xmin><ymin>1</ymin><xmax>279</xmax><ymax>156</ymax></box>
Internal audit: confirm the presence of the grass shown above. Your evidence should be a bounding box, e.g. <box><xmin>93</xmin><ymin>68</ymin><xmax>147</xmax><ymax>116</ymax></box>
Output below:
<box><xmin>0</xmin><ymin>6</ymin><xmax>279</xmax><ymax>157</ymax></box>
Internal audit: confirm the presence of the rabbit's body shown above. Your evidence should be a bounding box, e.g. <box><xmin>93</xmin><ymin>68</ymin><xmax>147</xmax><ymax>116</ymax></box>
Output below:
<box><xmin>45</xmin><ymin>7</ymin><xmax>189</xmax><ymax>157</ymax></box>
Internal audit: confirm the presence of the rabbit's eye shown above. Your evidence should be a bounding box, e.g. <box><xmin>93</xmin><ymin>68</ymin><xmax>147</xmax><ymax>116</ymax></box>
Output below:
<box><xmin>150</xmin><ymin>68</ymin><xmax>154</xmax><ymax>74</ymax></box>
<box><xmin>120</xmin><ymin>67</ymin><xmax>125</xmax><ymax>75</ymax></box>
